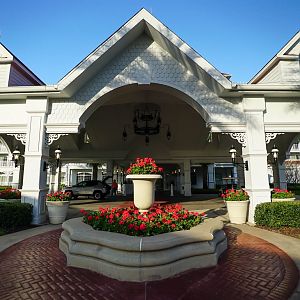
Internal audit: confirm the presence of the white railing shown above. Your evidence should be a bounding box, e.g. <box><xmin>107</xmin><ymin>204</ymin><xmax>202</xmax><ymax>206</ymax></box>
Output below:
<box><xmin>0</xmin><ymin>160</ymin><xmax>15</xmax><ymax>167</ymax></box>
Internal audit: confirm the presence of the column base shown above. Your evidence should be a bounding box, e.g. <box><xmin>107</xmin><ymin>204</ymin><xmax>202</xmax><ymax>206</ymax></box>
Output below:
<box><xmin>21</xmin><ymin>189</ymin><xmax>48</xmax><ymax>225</ymax></box>
<box><xmin>244</xmin><ymin>188</ymin><xmax>271</xmax><ymax>223</ymax></box>
<box><xmin>184</xmin><ymin>184</ymin><xmax>191</xmax><ymax>196</ymax></box>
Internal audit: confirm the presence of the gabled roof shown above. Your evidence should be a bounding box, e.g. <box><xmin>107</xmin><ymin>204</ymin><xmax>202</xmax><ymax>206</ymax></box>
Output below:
<box><xmin>0</xmin><ymin>43</ymin><xmax>45</xmax><ymax>86</ymax></box>
<box><xmin>58</xmin><ymin>8</ymin><xmax>232</xmax><ymax>96</ymax></box>
<box><xmin>249</xmin><ymin>31</ymin><xmax>300</xmax><ymax>84</ymax></box>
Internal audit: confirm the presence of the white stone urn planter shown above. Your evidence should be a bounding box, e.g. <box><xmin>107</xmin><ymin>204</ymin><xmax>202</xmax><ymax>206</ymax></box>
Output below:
<box><xmin>226</xmin><ymin>200</ymin><xmax>249</xmax><ymax>224</ymax></box>
<box><xmin>46</xmin><ymin>201</ymin><xmax>70</xmax><ymax>224</ymax></box>
<box><xmin>126</xmin><ymin>174</ymin><xmax>162</xmax><ymax>212</ymax></box>
<box><xmin>272</xmin><ymin>197</ymin><xmax>295</xmax><ymax>202</ymax></box>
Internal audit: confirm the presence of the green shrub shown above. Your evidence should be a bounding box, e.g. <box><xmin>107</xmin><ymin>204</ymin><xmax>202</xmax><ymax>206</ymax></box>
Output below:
<box><xmin>254</xmin><ymin>202</ymin><xmax>300</xmax><ymax>228</ymax></box>
<box><xmin>0</xmin><ymin>186</ymin><xmax>11</xmax><ymax>191</ymax></box>
<box><xmin>0</xmin><ymin>202</ymin><xmax>33</xmax><ymax>230</ymax></box>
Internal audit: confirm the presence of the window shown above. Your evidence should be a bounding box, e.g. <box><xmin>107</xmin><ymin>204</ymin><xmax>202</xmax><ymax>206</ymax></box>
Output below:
<box><xmin>76</xmin><ymin>172</ymin><xmax>92</xmax><ymax>184</ymax></box>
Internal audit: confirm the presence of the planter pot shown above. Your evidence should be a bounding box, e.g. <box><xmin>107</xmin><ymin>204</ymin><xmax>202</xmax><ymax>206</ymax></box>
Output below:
<box><xmin>226</xmin><ymin>200</ymin><xmax>249</xmax><ymax>224</ymax></box>
<box><xmin>46</xmin><ymin>201</ymin><xmax>70</xmax><ymax>224</ymax></box>
<box><xmin>126</xmin><ymin>174</ymin><xmax>162</xmax><ymax>212</ymax></box>
<box><xmin>272</xmin><ymin>197</ymin><xmax>295</xmax><ymax>202</ymax></box>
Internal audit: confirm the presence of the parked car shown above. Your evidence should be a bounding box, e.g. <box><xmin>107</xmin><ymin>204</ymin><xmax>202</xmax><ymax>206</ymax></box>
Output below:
<box><xmin>64</xmin><ymin>178</ymin><xmax>111</xmax><ymax>200</ymax></box>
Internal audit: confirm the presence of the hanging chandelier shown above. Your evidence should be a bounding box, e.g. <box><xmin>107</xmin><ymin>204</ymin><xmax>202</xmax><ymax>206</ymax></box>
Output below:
<box><xmin>122</xmin><ymin>103</ymin><xmax>171</xmax><ymax>145</ymax></box>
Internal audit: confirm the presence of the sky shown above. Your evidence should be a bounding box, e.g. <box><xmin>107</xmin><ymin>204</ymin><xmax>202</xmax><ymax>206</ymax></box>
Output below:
<box><xmin>0</xmin><ymin>0</ymin><xmax>299</xmax><ymax>85</ymax></box>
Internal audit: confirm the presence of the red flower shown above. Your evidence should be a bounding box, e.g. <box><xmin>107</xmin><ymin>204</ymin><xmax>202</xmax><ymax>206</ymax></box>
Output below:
<box><xmin>139</xmin><ymin>224</ymin><xmax>147</xmax><ymax>231</ymax></box>
<box><xmin>87</xmin><ymin>216</ymin><xmax>93</xmax><ymax>221</ymax></box>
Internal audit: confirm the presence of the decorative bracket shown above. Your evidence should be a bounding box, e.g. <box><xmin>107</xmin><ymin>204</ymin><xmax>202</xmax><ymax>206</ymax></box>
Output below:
<box><xmin>7</xmin><ymin>133</ymin><xmax>27</xmax><ymax>145</ymax></box>
<box><xmin>265</xmin><ymin>133</ymin><xmax>284</xmax><ymax>144</ymax></box>
<box><xmin>45</xmin><ymin>134</ymin><xmax>68</xmax><ymax>146</ymax></box>
<box><xmin>222</xmin><ymin>132</ymin><xmax>247</xmax><ymax>147</ymax></box>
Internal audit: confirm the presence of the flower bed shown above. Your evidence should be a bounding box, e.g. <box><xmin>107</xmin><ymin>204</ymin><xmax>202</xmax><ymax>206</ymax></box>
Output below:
<box><xmin>0</xmin><ymin>188</ymin><xmax>21</xmax><ymax>199</ymax></box>
<box><xmin>127</xmin><ymin>157</ymin><xmax>163</xmax><ymax>174</ymax></box>
<box><xmin>81</xmin><ymin>203</ymin><xmax>203</xmax><ymax>237</ymax></box>
<box><xmin>272</xmin><ymin>188</ymin><xmax>295</xmax><ymax>199</ymax></box>
<box><xmin>221</xmin><ymin>189</ymin><xmax>249</xmax><ymax>201</ymax></box>
<box><xmin>46</xmin><ymin>191</ymin><xmax>71</xmax><ymax>201</ymax></box>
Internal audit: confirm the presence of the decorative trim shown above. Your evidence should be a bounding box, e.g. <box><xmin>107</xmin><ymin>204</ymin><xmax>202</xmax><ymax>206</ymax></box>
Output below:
<box><xmin>265</xmin><ymin>133</ymin><xmax>284</xmax><ymax>144</ymax></box>
<box><xmin>222</xmin><ymin>132</ymin><xmax>247</xmax><ymax>147</ymax></box>
<box><xmin>7</xmin><ymin>133</ymin><xmax>27</xmax><ymax>145</ymax></box>
<box><xmin>45</xmin><ymin>134</ymin><xmax>68</xmax><ymax>145</ymax></box>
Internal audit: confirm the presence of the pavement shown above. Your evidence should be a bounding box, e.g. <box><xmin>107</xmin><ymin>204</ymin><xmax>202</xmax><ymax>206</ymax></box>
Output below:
<box><xmin>0</xmin><ymin>195</ymin><xmax>299</xmax><ymax>300</ymax></box>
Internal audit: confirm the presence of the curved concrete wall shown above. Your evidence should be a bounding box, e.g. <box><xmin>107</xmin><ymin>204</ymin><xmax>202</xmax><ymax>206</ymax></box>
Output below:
<box><xmin>59</xmin><ymin>217</ymin><xmax>227</xmax><ymax>282</ymax></box>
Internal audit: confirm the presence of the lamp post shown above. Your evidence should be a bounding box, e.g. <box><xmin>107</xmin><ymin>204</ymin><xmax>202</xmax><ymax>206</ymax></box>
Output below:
<box><xmin>55</xmin><ymin>146</ymin><xmax>62</xmax><ymax>168</ymax></box>
<box><xmin>271</xmin><ymin>144</ymin><xmax>280</xmax><ymax>188</ymax></box>
<box><xmin>12</xmin><ymin>146</ymin><xmax>21</xmax><ymax>168</ymax></box>
<box><xmin>229</xmin><ymin>146</ymin><xmax>248</xmax><ymax>171</ymax></box>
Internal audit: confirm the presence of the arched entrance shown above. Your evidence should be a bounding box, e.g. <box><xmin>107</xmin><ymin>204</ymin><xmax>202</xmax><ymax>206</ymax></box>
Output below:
<box><xmin>52</xmin><ymin>83</ymin><xmax>240</xmax><ymax>197</ymax></box>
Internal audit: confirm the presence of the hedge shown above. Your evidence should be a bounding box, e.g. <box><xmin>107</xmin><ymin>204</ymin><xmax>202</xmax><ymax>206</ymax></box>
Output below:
<box><xmin>0</xmin><ymin>202</ymin><xmax>33</xmax><ymax>230</ymax></box>
<box><xmin>0</xmin><ymin>186</ymin><xmax>11</xmax><ymax>191</ymax></box>
<box><xmin>254</xmin><ymin>202</ymin><xmax>300</xmax><ymax>228</ymax></box>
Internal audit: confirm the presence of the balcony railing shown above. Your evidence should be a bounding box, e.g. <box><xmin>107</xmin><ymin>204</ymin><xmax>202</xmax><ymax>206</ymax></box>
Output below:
<box><xmin>0</xmin><ymin>160</ymin><xmax>15</xmax><ymax>167</ymax></box>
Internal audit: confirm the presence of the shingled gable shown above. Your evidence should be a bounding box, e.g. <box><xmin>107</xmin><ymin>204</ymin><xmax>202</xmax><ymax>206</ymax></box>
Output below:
<box><xmin>0</xmin><ymin>43</ymin><xmax>44</xmax><ymax>87</ymax></box>
<box><xmin>249</xmin><ymin>31</ymin><xmax>300</xmax><ymax>84</ymax></box>
<box><xmin>57</xmin><ymin>8</ymin><xmax>232</xmax><ymax>96</ymax></box>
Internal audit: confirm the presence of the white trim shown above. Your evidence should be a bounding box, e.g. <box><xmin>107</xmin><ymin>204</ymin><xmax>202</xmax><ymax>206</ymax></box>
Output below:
<box><xmin>207</xmin><ymin>122</ymin><xmax>246</xmax><ymax>133</ymax></box>
<box><xmin>265</xmin><ymin>123</ymin><xmax>300</xmax><ymax>132</ymax></box>
<box><xmin>0</xmin><ymin>125</ymin><xmax>27</xmax><ymax>133</ymax></box>
<box><xmin>45</xmin><ymin>123</ymin><xmax>81</xmax><ymax>134</ymax></box>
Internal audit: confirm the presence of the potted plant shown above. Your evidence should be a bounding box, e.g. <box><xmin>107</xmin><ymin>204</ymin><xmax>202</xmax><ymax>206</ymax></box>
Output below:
<box><xmin>271</xmin><ymin>188</ymin><xmax>295</xmax><ymax>202</ymax></box>
<box><xmin>46</xmin><ymin>191</ymin><xmax>71</xmax><ymax>224</ymax></box>
<box><xmin>126</xmin><ymin>157</ymin><xmax>163</xmax><ymax>212</ymax></box>
<box><xmin>222</xmin><ymin>189</ymin><xmax>250</xmax><ymax>224</ymax></box>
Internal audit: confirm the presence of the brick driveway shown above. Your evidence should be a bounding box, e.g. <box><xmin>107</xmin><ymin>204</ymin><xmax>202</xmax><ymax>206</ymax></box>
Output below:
<box><xmin>0</xmin><ymin>227</ymin><xmax>298</xmax><ymax>300</ymax></box>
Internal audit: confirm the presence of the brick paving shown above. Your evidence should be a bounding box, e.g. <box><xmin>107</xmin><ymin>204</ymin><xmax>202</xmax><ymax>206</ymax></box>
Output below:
<box><xmin>0</xmin><ymin>227</ymin><xmax>298</xmax><ymax>300</ymax></box>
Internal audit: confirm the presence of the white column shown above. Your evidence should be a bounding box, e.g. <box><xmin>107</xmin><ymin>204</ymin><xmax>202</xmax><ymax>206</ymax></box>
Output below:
<box><xmin>106</xmin><ymin>160</ymin><xmax>113</xmax><ymax>185</ymax></box>
<box><xmin>207</xmin><ymin>164</ymin><xmax>215</xmax><ymax>189</ymax></box>
<box><xmin>184</xmin><ymin>159</ymin><xmax>191</xmax><ymax>196</ymax></box>
<box><xmin>242</xmin><ymin>97</ymin><xmax>271</xmax><ymax>223</ymax></box>
<box><xmin>179</xmin><ymin>164</ymin><xmax>184</xmax><ymax>194</ymax></box>
<box><xmin>12</xmin><ymin>166</ymin><xmax>20</xmax><ymax>189</ymax></box>
<box><xmin>92</xmin><ymin>163</ymin><xmax>98</xmax><ymax>180</ymax></box>
<box><xmin>21</xmin><ymin>98</ymin><xmax>49</xmax><ymax>224</ymax></box>
<box><xmin>53</xmin><ymin>165</ymin><xmax>62</xmax><ymax>192</ymax></box>
<box><xmin>278</xmin><ymin>163</ymin><xmax>287</xmax><ymax>189</ymax></box>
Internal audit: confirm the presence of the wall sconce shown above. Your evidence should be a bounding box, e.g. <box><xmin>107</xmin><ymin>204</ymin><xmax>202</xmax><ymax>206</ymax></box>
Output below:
<box><xmin>229</xmin><ymin>145</ymin><xmax>248</xmax><ymax>171</ymax></box>
<box><xmin>166</xmin><ymin>126</ymin><xmax>171</xmax><ymax>140</ymax></box>
<box><xmin>122</xmin><ymin>127</ymin><xmax>128</xmax><ymax>141</ymax></box>
<box><xmin>12</xmin><ymin>146</ymin><xmax>21</xmax><ymax>168</ymax></box>
<box><xmin>55</xmin><ymin>146</ymin><xmax>62</xmax><ymax>168</ymax></box>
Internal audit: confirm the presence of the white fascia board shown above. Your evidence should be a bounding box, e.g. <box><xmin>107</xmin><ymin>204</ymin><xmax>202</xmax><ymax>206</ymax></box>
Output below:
<box><xmin>236</xmin><ymin>84</ymin><xmax>300</xmax><ymax>91</ymax></box>
<box><xmin>57</xmin><ymin>8</ymin><xmax>232</xmax><ymax>91</ymax></box>
<box><xmin>264</xmin><ymin>123</ymin><xmax>300</xmax><ymax>132</ymax></box>
<box><xmin>207</xmin><ymin>122</ymin><xmax>246</xmax><ymax>133</ymax></box>
<box><xmin>45</xmin><ymin>123</ymin><xmax>82</xmax><ymax>134</ymax></box>
<box><xmin>0</xmin><ymin>124</ymin><xmax>27</xmax><ymax>133</ymax></box>
<box><xmin>0</xmin><ymin>85</ymin><xmax>63</xmax><ymax>99</ymax></box>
